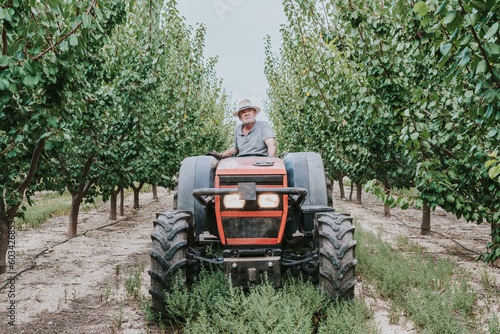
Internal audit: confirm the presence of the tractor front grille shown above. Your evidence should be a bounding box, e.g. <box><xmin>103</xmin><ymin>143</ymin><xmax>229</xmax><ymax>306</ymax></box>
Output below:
<box><xmin>222</xmin><ymin>217</ymin><xmax>281</xmax><ymax>239</ymax></box>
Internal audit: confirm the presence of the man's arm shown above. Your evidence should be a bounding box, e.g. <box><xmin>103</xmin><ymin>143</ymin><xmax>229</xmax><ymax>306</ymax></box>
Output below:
<box><xmin>221</xmin><ymin>147</ymin><xmax>238</xmax><ymax>158</ymax></box>
<box><xmin>265</xmin><ymin>137</ymin><xmax>276</xmax><ymax>157</ymax></box>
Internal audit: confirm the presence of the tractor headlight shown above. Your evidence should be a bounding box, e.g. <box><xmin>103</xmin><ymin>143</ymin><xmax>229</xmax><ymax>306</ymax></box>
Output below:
<box><xmin>258</xmin><ymin>193</ymin><xmax>280</xmax><ymax>209</ymax></box>
<box><xmin>223</xmin><ymin>194</ymin><xmax>245</xmax><ymax>209</ymax></box>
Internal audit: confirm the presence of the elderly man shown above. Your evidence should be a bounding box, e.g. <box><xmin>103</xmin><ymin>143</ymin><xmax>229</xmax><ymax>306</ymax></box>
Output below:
<box><xmin>209</xmin><ymin>99</ymin><xmax>276</xmax><ymax>159</ymax></box>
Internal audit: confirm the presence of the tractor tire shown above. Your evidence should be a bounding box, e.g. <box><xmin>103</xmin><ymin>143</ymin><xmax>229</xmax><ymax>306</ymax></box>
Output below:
<box><xmin>148</xmin><ymin>210</ymin><xmax>194</xmax><ymax>317</ymax></box>
<box><xmin>315</xmin><ymin>212</ymin><xmax>357</xmax><ymax>300</ymax></box>
<box><xmin>176</xmin><ymin>156</ymin><xmax>219</xmax><ymax>236</ymax></box>
<box><xmin>283</xmin><ymin>152</ymin><xmax>328</xmax><ymax>206</ymax></box>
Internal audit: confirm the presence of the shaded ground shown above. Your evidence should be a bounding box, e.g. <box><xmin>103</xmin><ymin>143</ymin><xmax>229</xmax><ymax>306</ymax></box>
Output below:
<box><xmin>0</xmin><ymin>184</ymin><xmax>498</xmax><ymax>333</ymax></box>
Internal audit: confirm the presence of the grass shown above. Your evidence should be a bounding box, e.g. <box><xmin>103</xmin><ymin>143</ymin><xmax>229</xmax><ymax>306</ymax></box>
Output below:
<box><xmin>145</xmin><ymin>222</ymin><xmax>500</xmax><ymax>333</ymax></box>
<box><xmin>15</xmin><ymin>190</ymin><xmax>102</xmax><ymax>228</ymax></box>
<box><xmin>355</xmin><ymin>223</ymin><xmax>499</xmax><ymax>334</ymax></box>
<box><xmin>14</xmin><ymin>184</ymin><xmax>158</xmax><ymax>229</ymax></box>
<box><xmin>15</xmin><ymin>192</ymin><xmax>73</xmax><ymax>228</ymax></box>
<box><xmin>125</xmin><ymin>263</ymin><xmax>146</xmax><ymax>300</ymax></box>
<box><xmin>158</xmin><ymin>267</ymin><xmax>378</xmax><ymax>334</ymax></box>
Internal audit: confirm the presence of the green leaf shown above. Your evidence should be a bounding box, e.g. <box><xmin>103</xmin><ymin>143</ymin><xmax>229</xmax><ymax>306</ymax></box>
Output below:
<box><xmin>82</xmin><ymin>14</ymin><xmax>92</xmax><ymax>29</ymax></box>
<box><xmin>23</xmin><ymin>75</ymin><xmax>39</xmax><ymax>87</ymax></box>
<box><xmin>485</xmin><ymin>159</ymin><xmax>497</xmax><ymax>168</ymax></box>
<box><xmin>489</xmin><ymin>165</ymin><xmax>500</xmax><ymax>179</ymax></box>
<box><xmin>69</xmin><ymin>34</ymin><xmax>79</xmax><ymax>47</ymax></box>
<box><xmin>414</xmin><ymin>1</ymin><xmax>431</xmax><ymax>17</ymax></box>
<box><xmin>0</xmin><ymin>78</ymin><xmax>8</xmax><ymax>90</ymax></box>
<box><xmin>45</xmin><ymin>140</ymin><xmax>54</xmax><ymax>150</ymax></box>
<box><xmin>435</xmin><ymin>1</ymin><xmax>447</xmax><ymax>15</ymax></box>
<box><xmin>0</xmin><ymin>55</ymin><xmax>8</xmax><ymax>67</ymax></box>
<box><xmin>443</xmin><ymin>10</ymin><xmax>458</xmax><ymax>25</ymax></box>
<box><xmin>484</xmin><ymin>22</ymin><xmax>499</xmax><ymax>40</ymax></box>
<box><xmin>440</xmin><ymin>42</ymin><xmax>452</xmax><ymax>56</ymax></box>
<box><xmin>483</xmin><ymin>42</ymin><xmax>500</xmax><ymax>59</ymax></box>
<box><xmin>458</xmin><ymin>48</ymin><xmax>471</xmax><ymax>67</ymax></box>
<box><xmin>476</xmin><ymin>59</ymin><xmax>487</xmax><ymax>74</ymax></box>
<box><xmin>60</xmin><ymin>40</ymin><xmax>69</xmax><ymax>52</ymax></box>
<box><xmin>0</xmin><ymin>8</ymin><xmax>14</xmax><ymax>21</ymax></box>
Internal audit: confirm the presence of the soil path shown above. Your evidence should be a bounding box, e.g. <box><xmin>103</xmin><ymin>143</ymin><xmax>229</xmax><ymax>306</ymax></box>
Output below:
<box><xmin>0</xmin><ymin>184</ymin><xmax>498</xmax><ymax>333</ymax></box>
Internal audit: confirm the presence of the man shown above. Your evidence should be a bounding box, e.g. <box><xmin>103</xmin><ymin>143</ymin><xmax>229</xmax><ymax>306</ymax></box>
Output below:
<box><xmin>208</xmin><ymin>99</ymin><xmax>276</xmax><ymax>159</ymax></box>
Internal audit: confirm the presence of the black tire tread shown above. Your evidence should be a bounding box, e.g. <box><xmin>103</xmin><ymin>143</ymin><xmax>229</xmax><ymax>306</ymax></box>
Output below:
<box><xmin>316</xmin><ymin>212</ymin><xmax>357</xmax><ymax>300</ymax></box>
<box><xmin>148</xmin><ymin>210</ymin><xmax>192</xmax><ymax>316</ymax></box>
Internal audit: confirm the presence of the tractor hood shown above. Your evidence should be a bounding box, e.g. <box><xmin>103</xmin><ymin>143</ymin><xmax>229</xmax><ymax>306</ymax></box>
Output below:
<box><xmin>216</xmin><ymin>157</ymin><xmax>286</xmax><ymax>175</ymax></box>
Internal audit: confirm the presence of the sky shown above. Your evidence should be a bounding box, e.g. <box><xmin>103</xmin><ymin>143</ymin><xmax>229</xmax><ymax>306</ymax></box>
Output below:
<box><xmin>176</xmin><ymin>0</ymin><xmax>287</xmax><ymax>122</ymax></box>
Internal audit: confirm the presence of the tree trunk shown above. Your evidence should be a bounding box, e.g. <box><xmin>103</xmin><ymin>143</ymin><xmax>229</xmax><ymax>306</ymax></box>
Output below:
<box><xmin>166</xmin><ymin>187</ymin><xmax>171</xmax><ymax>194</ymax></box>
<box><xmin>109</xmin><ymin>187</ymin><xmax>121</xmax><ymax>220</ymax></box>
<box><xmin>66</xmin><ymin>155</ymin><xmax>96</xmax><ymax>237</ymax></box>
<box><xmin>0</xmin><ymin>217</ymin><xmax>9</xmax><ymax>275</ymax></box>
<box><xmin>152</xmin><ymin>184</ymin><xmax>158</xmax><ymax>199</ymax></box>
<box><xmin>349</xmin><ymin>182</ymin><xmax>354</xmax><ymax>202</ymax></box>
<box><xmin>384</xmin><ymin>179</ymin><xmax>391</xmax><ymax>218</ymax></box>
<box><xmin>109</xmin><ymin>193</ymin><xmax>117</xmax><ymax>220</ymax></box>
<box><xmin>492</xmin><ymin>222</ymin><xmax>500</xmax><ymax>268</ymax></box>
<box><xmin>68</xmin><ymin>193</ymin><xmax>83</xmax><ymax>237</ymax></box>
<box><xmin>356</xmin><ymin>182</ymin><xmax>362</xmax><ymax>204</ymax></box>
<box><xmin>120</xmin><ymin>188</ymin><xmax>125</xmax><ymax>216</ymax></box>
<box><xmin>0</xmin><ymin>194</ymin><xmax>9</xmax><ymax>275</ymax></box>
<box><xmin>421</xmin><ymin>203</ymin><xmax>431</xmax><ymax>235</ymax></box>
<box><xmin>0</xmin><ymin>140</ymin><xmax>45</xmax><ymax>274</ymax></box>
<box><xmin>130</xmin><ymin>182</ymin><xmax>144</xmax><ymax>209</ymax></box>
<box><xmin>338</xmin><ymin>172</ymin><xmax>345</xmax><ymax>199</ymax></box>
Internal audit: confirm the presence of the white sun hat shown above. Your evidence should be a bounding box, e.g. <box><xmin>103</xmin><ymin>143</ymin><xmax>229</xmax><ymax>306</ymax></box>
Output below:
<box><xmin>233</xmin><ymin>99</ymin><xmax>261</xmax><ymax>117</ymax></box>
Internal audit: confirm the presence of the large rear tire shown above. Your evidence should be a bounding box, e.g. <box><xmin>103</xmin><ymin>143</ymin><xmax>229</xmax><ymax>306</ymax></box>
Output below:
<box><xmin>175</xmin><ymin>156</ymin><xmax>219</xmax><ymax>236</ymax></box>
<box><xmin>283</xmin><ymin>152</ymin><xmax>328</xmax><ymax>206</ymax></box>
<box><xmin>148</xmin><ymin>210</ymin><xmax>193</xmax><ymax>317</ymax></box>
<box><xmin>315</xmin><ymin>212</ymin><xmax>357</xmax><ymax>300</ymax></box>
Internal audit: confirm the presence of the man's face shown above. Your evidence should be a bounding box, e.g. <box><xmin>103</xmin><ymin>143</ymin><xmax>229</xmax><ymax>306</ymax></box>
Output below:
<box><xmin>238</xmin><ymin>108</ymin><xmax>257</xmax><ymax>125</ymax></box>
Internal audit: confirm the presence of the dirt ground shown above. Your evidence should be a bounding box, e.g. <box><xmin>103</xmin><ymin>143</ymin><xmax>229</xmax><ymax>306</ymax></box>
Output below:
<box><xmin>0</xmin><ymin>184</ymin><xmax>499</xmax><ymax>333</ymax></box>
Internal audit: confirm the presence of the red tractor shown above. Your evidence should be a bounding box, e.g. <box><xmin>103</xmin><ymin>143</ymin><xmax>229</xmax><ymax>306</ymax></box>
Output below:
<box><xmin>148</xmin><ymin>153</ymin><xmax>357</xmax><ymax>315</ymax></box>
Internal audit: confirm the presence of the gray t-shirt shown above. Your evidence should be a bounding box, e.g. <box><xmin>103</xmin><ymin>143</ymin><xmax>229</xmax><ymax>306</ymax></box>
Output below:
<box><xmin>234</xmin><ymin>121</ymin><xmax>275</xmax><ymax>156</ymax></box>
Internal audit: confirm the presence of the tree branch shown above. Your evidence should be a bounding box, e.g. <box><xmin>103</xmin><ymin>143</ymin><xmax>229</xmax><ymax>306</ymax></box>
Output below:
<box><xmin>31</xmin><ymin>0</ymin><xmax>97</xmax><ymax>61</ymax></box>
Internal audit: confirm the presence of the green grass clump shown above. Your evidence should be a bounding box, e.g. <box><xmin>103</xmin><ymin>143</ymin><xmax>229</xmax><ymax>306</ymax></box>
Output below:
<box><xmin>16</xmin><ymin>192</ymin><xmax>72</xmax><ymax>228</ymax></box>
<box><xmin>160</xmin><ymin>267</ymin><xmax>377</xmax><ymax>333</ymax></box>
<box><xmin>355</xmin><ymin>225</ymin><xmax>480</xmax><ymax>334</ymax></box>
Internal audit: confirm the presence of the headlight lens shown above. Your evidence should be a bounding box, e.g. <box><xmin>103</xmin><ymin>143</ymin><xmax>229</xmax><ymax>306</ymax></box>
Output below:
<box><xmin>258</xmin><ymin>193</ymin><xmax>280</xmax><ymax>208</ymax></box>
<box><xmin>223</xmin><ymin>194</ymin><xmax>245</xmax><ymax>209</ymax></box>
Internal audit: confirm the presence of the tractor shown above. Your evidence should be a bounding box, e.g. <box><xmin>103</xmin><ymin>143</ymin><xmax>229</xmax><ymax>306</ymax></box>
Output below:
<box><xmin>148</xmin><ymin>152</ymin><xmax>357</xmax><ymax>315</ymax></box>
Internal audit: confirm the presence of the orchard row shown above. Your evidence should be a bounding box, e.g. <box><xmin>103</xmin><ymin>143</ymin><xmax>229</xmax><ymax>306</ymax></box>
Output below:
<box><xmin>0</xmin><ymin>0</ymin><xmax>233</xmax><ymax>274</ymax></box>
<box><xmin>265</xmin><ymin>0</ymin><xmax>500</xmax><ymax>261</ymax></box>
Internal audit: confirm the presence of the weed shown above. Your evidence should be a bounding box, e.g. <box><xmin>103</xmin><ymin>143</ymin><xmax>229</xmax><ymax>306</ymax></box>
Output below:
<box><xmin>15</xmin><ymin>192</ymin><xmax>72</xmax><ymax>228</ymax></box>
<box><xmin>125</xmin><ymin>267</ymin><xmax>142</xmax><ymax>300</ymax></box>
<box><xmin>480</xmin><ymin>266</ymin><xmax>498</xmax><ymax>292</ymax></box>
<box><xmin>387</xmin><ymin>299</ymin><xmax>400</xmax><ymax>324</ymax></box>
<box><xmin>355</xmin><ymin>224</ymin><xmax>482</xmax><ymax>333</ymax></box>
<box><xmin>116</xmin><ymin>302</ymin><xmax>124</xmax><ymax>327</ymax></box>
<box><xmin>158</xmin><ymin>266</ymin><xmax>377</xmax><ymax>334</ymax></box>
<box><xmin>394</xmin><ymin>235</ymin><xmax>409</xmax><ymax>250</ymax></box>
<box><xmin>101</xmin><ymin>282</ymin><xmax>113</xmax><ymax>302</ymax></box>
<box><xmin>115</xmin><ymin>264</ymin><xmax>121</xmax><ymax>276</ymax></box>
<box><xmin>488</xmin><ymin>314</ymin><xmax>500</xmax><ymax>334</ymax></box>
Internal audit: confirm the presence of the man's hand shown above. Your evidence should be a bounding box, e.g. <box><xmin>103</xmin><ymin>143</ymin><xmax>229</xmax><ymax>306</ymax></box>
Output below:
<box><xmin>206</xmin><ymin>151</ymin><xmax>222</xmax><ymax>159</ymax></box>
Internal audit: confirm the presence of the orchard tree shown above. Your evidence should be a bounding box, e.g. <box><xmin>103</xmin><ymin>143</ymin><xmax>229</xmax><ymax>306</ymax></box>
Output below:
<box><xmin>0</xmin><ymin>0</ymin><xmax>125</xmax><ymax>273</ymax></box>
